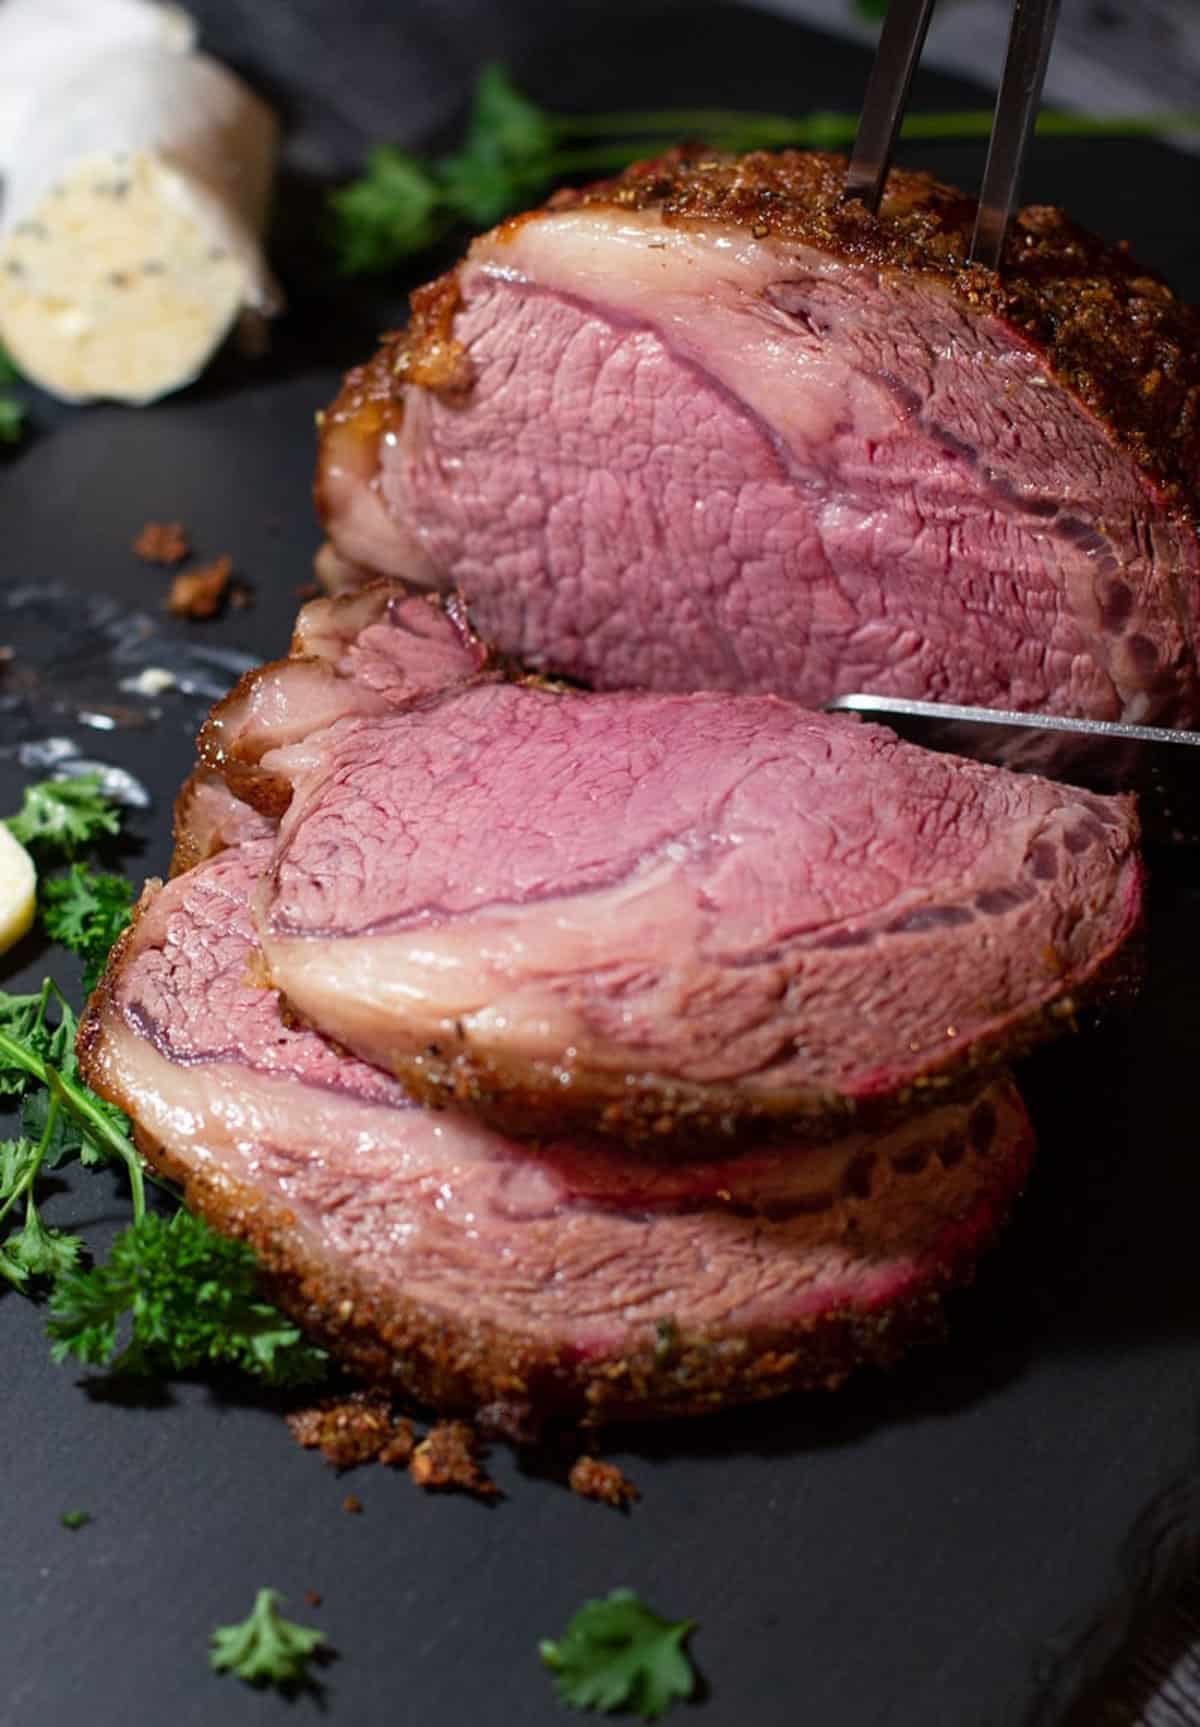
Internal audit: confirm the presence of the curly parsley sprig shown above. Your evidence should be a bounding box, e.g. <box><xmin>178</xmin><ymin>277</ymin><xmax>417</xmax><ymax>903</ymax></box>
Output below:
<box><xmin>541</xmin><ymin>1590</ymin><xmax>698</xmax><ymax>1720</ymax></box>
<box><xmin>40</xmin><ymin>864</ymin><xmax>135</xmax><ymax>991</ymax></box>
<box><xmin>210</xmin><ymin>1588</ymin><xmax>328</xmax><ymax>1689</ymax></box>
<box><xmin>0</xmin><ymin>978</ymin><xmax>145</xmax><ymax>1290</ymax></box>
<box><xmin>6</xmin><ymin>771</ymin><xmax>124</xmax><ymax>858</ymax></box>
<box><xmin>1</xmin><ymin>775</ymin><xmax>328</xmax><ymax>1389</ymax></box>
<box><xmin>49</xmin><ymin>1210</ymin><xmax>329</xmax><ymax>1385</ymax></box>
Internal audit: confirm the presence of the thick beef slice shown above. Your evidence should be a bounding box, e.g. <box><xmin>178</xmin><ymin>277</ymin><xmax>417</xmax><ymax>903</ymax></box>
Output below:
<box><xmin>254</xmin><ymin>678</ymin><xmax>1140</xmax><ymax>1144</ymax></box>
<box><xmin>197</xmin><ymin>586</ymin><xmax>488</xmax><ymax>814</ymax></box>
<box><xmin>317</xmin><ymin>151</ymin><xmax>1200</xmax><ymax>724</ymax></box>
<box><xmin>171</xmin><ymin>770</ymin><xmax>275</xmax><ymax>876</ymax></box>
<box><xmin>80</xmin><ymin>843</ymin><xmax>1034</xmax><ymax>1423</ymax></box>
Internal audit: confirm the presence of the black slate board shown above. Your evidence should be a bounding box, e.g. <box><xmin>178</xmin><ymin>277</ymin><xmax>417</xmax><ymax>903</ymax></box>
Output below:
<box><xmin>3</xmin><ymin>5</ymin><xmax>1200</xmax><ymax>1724</ymax></box>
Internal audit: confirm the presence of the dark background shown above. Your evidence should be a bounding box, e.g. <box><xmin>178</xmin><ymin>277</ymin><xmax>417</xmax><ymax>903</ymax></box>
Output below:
<box><xmin>3</xmin><ymin>4</ymin><xmax>1200</xmax><ymax>1724</ymax></box>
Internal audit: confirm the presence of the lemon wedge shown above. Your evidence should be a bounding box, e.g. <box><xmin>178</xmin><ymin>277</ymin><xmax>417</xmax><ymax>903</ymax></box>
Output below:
<box><xmin>0</xmin><ymin>823</ymin><xmax>36</xmax><ymax>955</ymax></box>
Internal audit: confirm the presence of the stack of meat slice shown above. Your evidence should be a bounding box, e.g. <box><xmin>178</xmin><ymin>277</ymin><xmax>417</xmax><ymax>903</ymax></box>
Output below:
<box><xmin>81</xmin><ymin>584</ymin><xmax>1142</xmax><ymax>1428</ymax></box>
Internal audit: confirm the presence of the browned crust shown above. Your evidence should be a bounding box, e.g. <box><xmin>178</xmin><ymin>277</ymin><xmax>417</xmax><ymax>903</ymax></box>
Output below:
<box><xmin>319</xmin><ymin>149</ymin><xmax>1200</xmax><ymax>539</ymax></box>
<box><xmin>568</xmin><ymin>1455</ymin><xmax>639</xmax><ymax>1507</ymax></box>
<box><xmin>79</xmin><ymin>903</ymin><xmax>1034</xmax><ymax>1425</ymax></box>
<box><xmin>287</xmin><ymin>1389</ymin><xmax>416</xmax><ymax>1469</ymax></box>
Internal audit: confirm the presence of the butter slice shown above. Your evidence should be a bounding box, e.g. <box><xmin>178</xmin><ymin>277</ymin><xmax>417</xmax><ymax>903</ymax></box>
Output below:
<box><xmin>0</xmin><ymin>46</ymin><xmax>279</xmax><ymax>404</ymax></box>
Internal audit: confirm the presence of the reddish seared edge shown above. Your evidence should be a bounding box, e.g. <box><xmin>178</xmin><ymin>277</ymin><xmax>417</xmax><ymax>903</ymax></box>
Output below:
<box><xmin>316</xmin><ymin>149</ymin><xmax>1200</xmax><ymax>724</ymax></box>
<box><xmin>79</xmin><ymin>840</ymin><xmax>1035</xmax><ymax>1425</ymax></box>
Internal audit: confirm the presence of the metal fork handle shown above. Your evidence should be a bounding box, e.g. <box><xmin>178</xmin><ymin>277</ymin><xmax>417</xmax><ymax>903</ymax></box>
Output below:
<box><xmin>844</xmin><ymin>0</ymin><xmax>938</xmax><ymax>213</ymax></box>
<box><xmin>845</xmin><ymin>0</ymin><xmax>1061</xmax><ymax>273</ymax></box>
<box><xmin>969</xmin><ymin>0</ymin><xmax>1062</xmax><ymax>267</ymax></box>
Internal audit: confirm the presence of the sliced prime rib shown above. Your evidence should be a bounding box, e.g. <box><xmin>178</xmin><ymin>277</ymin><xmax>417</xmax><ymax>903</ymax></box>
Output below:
<box><xmin>79</xmin><ymin>839</ymin><xmax>1034</xmax><ymax>1424</ymax></box>
<box><xmin>315</xmin><ymin>150</ymin><xmax>1200</xmax><ymax>725</ymax></box>
<box><xmin>197</xmin><ymin>584</ymin><xmax>489</xmax><ymax>815</ymax></box>
<box><xmin>171</xmin><ymin>769</ymin><xmax>274</xmax><ymax>877</ymax></box>
<box><xmin>247</xmin><ymin>665</ymin><xmax>1141</xmax><ymax>1148</ymax></box>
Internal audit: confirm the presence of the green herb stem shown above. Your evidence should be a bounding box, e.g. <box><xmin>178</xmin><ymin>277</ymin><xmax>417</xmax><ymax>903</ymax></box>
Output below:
<box><xmin>45</xmin><ymin>1067</ymin><xmax>145</xmax><ymax>1223</ymax></box>
<box><xmin>0</xmin><ymin>1094</ymin><xmax>61</xmax><ymax>1287</ymax></box>
<box><xmin>528</xmin><ymin>142</ymin><xmax>708</xmax><ymax>180</ymax></box>
<box><xmin>0</xmin><ymin>1027</ymin><xmax>145</xmax><ymax>1224</ymax></box>
<box><xmin>552</xmin><ymin>105</ymin><xmax>1200</xmax><ymax>145</ymax></box>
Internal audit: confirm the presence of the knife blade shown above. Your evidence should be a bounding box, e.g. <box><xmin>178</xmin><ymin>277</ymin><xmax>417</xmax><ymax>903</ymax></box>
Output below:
<box><xmin>824</xmin><ymin>693</ymin><xmax>1200</xmax><ymax>842</ymax></box>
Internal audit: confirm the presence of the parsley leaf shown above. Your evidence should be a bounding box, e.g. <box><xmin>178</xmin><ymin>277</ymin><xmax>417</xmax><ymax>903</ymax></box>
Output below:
<box><xmin>330</xmin><ymin>146</ymin><xmax>445</xmax><ymax>274</ymax></box>
<box><xmin>7</xmin><ymin>773</ymin><xmax>122</xmax><ymax>859</ymax></box>
<box><xmin>0</xmin><ymin>343</ymin><xmax>24</xmax><ymax>446</ymax></box>
<box><xmin>47</xmin><ymin>1209</ymin><xmax>329</xmax><ymax>1385</ymax></box>
<box><xmin>0</xmin><ymin>995</ymin><xmax>48</xmax><ymax>1097</ymax></box>
<box><xmin>0</xmin><ymin>1138</ymin><xmax>43</xmax><ymax>1289</ymax></box>
<box><xmin>438</xmin><ymin>62</ymin><xmax>557</xmax><ymax>226</ymax></box>
<box><xmin>0</xmin><ymin>1111</ymin><xmax>86</xmax><ymax>1292</ymax></box>
<box><xmin>209</xmin><ymin>1588</ymin><xmax>327</xmax><ymax>1688</ymax></box>
<box><xmin>41</xmin><ymin>864</ymin><xmax>135</xmax><ymax>990</ymax></box>
<box><xmin>60</xmin><ymin>1510</ymin><xmax>90</xmax><ymax>1530</ymax></box>
<box><xmin>0</xmin><ymin>983</ymin><xmax>138</xmax><ymax>1178</ymax></box>
<box><xmin>2</xmin><ymin>1206</ymin><xmax>83</xmax><ymax>1283</ymax></box>
<box><xmin>540</xmin><ymin>1590</ymin><xmax>698</xmax><ymax>1720</ymax></box>
<box><xmin>0</xmin><ymin>395</ymin><xmax>26</xmax><ymax>446</ymax></box>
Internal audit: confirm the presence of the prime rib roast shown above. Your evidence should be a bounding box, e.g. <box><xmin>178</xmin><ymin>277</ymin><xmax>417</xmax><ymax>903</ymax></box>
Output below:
<box><xmin>81</xmin><ymin>149</ymin><xmax>1178</xmax><ymax>1425</ymax></box>
<box><xmin>80</xmin><ymin>585</ymin><xmax>1143</xmax><ymax>1423</ymax></box>
<box><xmin>315</xmin><ymin>150</ymin><xmax>1200</xmax><ymax>725</ymax></box>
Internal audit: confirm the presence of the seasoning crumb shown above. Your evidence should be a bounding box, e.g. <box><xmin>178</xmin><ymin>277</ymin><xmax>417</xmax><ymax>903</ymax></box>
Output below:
<box><xmin>287</xmin><ymin>1389</ymin><xmax>413</xmax><ymax>1470</ymax></box>
<box><xmin>568</xmin><ymin>1456</ymin><xmax>639</xmax><ymax>1509</ymax></box>
<box><xmin>378</xmin><ymin>1423</ymin><xmax>416</xmax><ymax>1468</ymax></box>
<box><xmin>342</xmin><ymin>1494</ymin><xmax>363</xmax><ymax>1515</ymax></box>
<box><xmin>166</xmin><ymin>555</ymin><xmax>233</xmax><ymax>620</ymax></box>
<box><xmin>304</xmin><ymin>1591</ymin><xmax>323</xmax><ymax>1609</ymax></box>
<box><xmin>409</xmin><ymin>1421</ymin><xmax>499</xmax><ymax>1500</ymax></box>
<box><xmin>293</xmin><ymin>581</ymin><xmax>320</xmax><ymax>601</ymax></box>
<box><xmin>229</xmin><ymin>579</ymin><xmax>254</xmax><ymax>611</ymax></box>
<box><xmin>133</xmin><ymin>520</ymin><xmax>190</xmax><ymax>565</ymax></box>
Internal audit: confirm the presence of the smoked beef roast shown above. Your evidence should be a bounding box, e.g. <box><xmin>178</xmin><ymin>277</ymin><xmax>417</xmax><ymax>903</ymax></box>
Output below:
<box><xmin>200</xmin><ymin>584</ymin><xmax>1141</xmax><ymax>1147</ymax></box>
<box><xmin>315</xmin><ymin>150</ymin><xmax>1200</xmax><ymax>725</ymax></box>
<box><xmin>79</xmin><ymin>836</ymin><xmax>1035</xmax><ymax>1425</ymax></box>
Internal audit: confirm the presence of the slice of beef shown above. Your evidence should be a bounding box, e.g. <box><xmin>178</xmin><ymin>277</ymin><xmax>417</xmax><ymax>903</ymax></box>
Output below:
<box><xmin>197</xmin><ymin>585</ymin><xmax>489</xmax><ymax>814</ymax></box>
<box><xmin>171</xmin><ymin>769</ymin><xmax>275</xmax><ymax>877</ymax></box>
<box><xmin>253</xmin><ymin>674</ymin><xmax>1141</xmax><ymax>1147</ymax></box>
<box><xmin>79</xmin><ymin>841</ymin><xmax>1034</xmax><ymax>1424</ymax></box>
<box><xmin>316</xmin><ymin>149</ymin><xmax>1200</xmax><ymax>725</ymax></box>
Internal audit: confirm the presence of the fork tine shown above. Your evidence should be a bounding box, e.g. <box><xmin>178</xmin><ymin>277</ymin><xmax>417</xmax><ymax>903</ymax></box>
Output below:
<box><xmin>969</xmin><ymin>0</ymin><xmax>1062</xmax><ymax>268</ymax></box>
<box><xmin>844</xmin><ymin>0</ymin><xmax>939</xmax><ymax>213</ymax></box>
